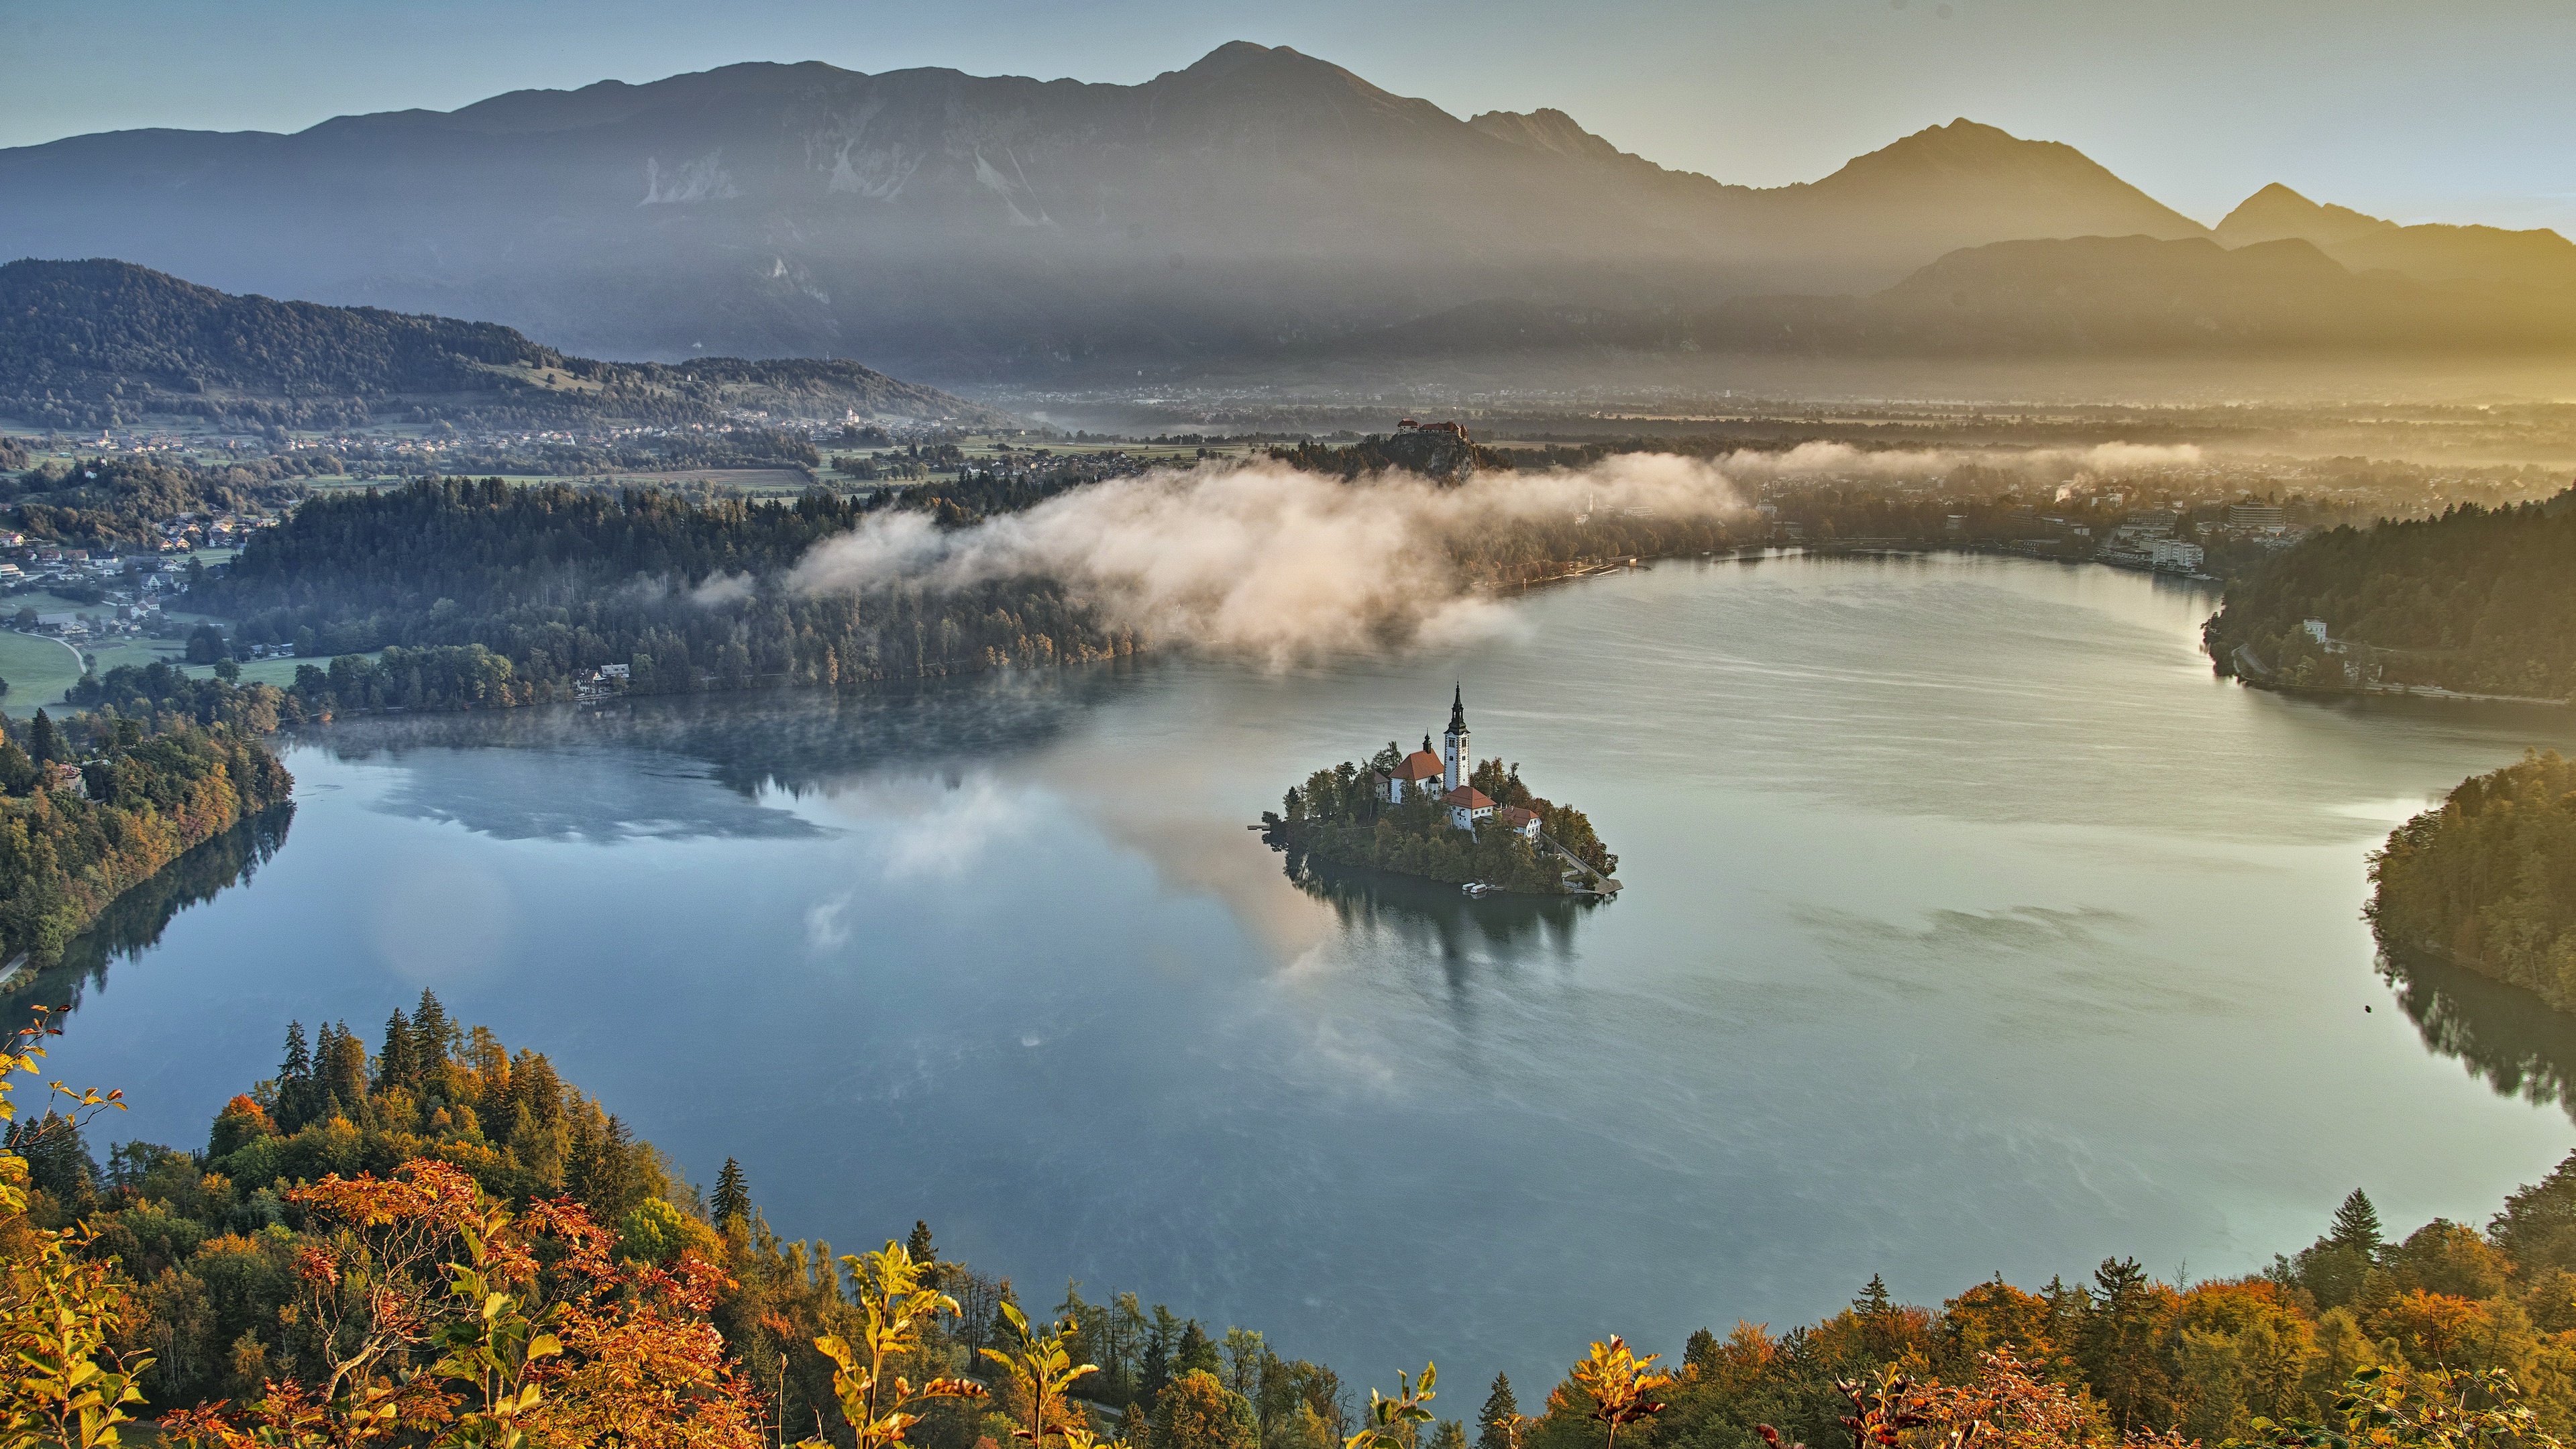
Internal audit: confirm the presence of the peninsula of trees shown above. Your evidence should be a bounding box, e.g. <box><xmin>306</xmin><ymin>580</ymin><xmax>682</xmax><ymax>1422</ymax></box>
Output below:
<box><xmin>2367</xmin><ymin>749</ymin><xmax>2576</xmax><ymax>1012</ymax></box>
<box><xmin>2205</xmin><ymin>493</ymin><xmax>2576</xmax><ymax>699</ymax></box>
<box><xmin>0</xmin><ymin>704</ymin><xmax>290</xmax><ymax>967</ymax></box>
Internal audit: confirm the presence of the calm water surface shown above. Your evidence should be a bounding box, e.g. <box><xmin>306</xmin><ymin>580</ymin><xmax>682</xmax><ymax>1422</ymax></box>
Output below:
<box><xmin>32</xmin><ymin>554</ymin><xmax>2576</xmax><ymax>1389</ymax></box>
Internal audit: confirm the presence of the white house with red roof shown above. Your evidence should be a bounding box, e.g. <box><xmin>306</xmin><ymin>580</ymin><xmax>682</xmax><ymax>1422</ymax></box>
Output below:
<box><xmin>1383</xmin><ymin>737</ymin><xmax>1446</xmax><ymax>803</ymax></box>
<box><xmin>1442</xmin><ymin>784</ymin><xmax>1497</xmax><ymax>830</ymax></box>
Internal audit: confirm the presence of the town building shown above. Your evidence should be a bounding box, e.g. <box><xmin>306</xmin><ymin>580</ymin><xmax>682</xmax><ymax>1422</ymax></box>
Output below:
<box><xmin>2147</xmin><ymin>538</ymin><xmax>2204</xmax><ymax>572</ymax></box>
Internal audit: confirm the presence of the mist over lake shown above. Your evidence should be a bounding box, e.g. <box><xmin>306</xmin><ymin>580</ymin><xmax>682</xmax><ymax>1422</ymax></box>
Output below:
<box><xmin>28</xmin><ymin>554</ymin><xmax>2576</xmax><ymax>1389</ymax></box>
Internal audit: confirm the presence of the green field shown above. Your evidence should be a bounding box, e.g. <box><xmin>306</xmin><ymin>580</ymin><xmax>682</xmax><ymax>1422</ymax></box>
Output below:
<box><xmin>181</xmin><ymin>652</ymin><xmax>376</xmax><ymax>688</ymax></box>
<box><xmin>81</xmin><ymin>638</ymin><xmax>187</xmax><ymax>676</ymax></box>
<box><xmin>0</xmin><ymin>631</ymin><xmax>87</xmax><ymax>716</ymax></box>
<box><xmin>1</xmin><ymin>591</ymin><xmax>120</xmax><ymax>620</ymax></box>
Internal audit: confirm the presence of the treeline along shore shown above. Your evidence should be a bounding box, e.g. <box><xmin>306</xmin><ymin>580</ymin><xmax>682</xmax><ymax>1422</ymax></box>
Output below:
<box><xmin>117</xmin><ymin>464</ymin><xmax>1748</xmax><ymax>721</ymax></box>
<box><xmin>16</xmin><ymin>987</ymin><xmax>2576</xmax><ymax>1446</ymax></box>
<box><xmin>2220</xmin><ymin>498</ymin><xmax>2576</xmax><ymax>1022</ymax></box>
<box><xmin>2369</xmin><ymin>750</ymin><xmax>2576</xmax><ymax>1013</ymax></box>
<box><xmin>0</xmin><ymin>704</ymin><xmax>290</xmax><ymax>970</ymax></box>
<box><xmin>2206</xmin><ymin>493</ymin><xmax>2576</xmax><ymax>702</ymax></box>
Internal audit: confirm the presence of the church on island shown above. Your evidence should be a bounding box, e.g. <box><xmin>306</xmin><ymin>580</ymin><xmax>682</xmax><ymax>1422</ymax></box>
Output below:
<box><xmin>1369</xmin><ymin>687</ymin><xmax>1542</xmax><ymax>841</ymax></box>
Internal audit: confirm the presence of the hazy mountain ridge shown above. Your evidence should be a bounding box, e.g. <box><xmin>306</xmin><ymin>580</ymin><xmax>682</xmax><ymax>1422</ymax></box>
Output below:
<box><xmin>0</xmin><ymin>258</ymin><xmax>1006</xmax><ymax>431</ymax></box>
<box><xmin>0</xmin><ymin>43</ymin><xmax>2295</xmax><ymax>378</ymax></box>
<box><xmin>1366</xmin><ymin>234</ymin><xmax>2576</xmax><ymax>360</ymax></box>
<box><xmin>1</xmin><ymin>42</ymin><xmax>2563</xmax><ymax>379</ymax></box>
<box><xmin>2214</xmin><ymin>182</ymin><xmax>2576</xmax><ymax>290</ymax></box>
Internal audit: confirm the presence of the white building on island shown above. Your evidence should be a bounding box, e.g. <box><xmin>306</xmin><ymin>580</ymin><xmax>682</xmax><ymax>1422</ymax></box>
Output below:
<box><xmin>1383</xmin><ymin>737</ymin><xmax>1445</xmax><ymax>803</ymax></box>
<box><xmin>1378</xmin><ymin>686</ymin><xmax>1521</xmax><ymax>834</ymax></box>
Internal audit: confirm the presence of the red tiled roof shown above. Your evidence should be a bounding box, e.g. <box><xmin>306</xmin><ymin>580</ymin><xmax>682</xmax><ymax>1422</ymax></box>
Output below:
<box><xmin>1494</xmin><ymin>806</ymin><xmax>1537</xmax><ymax>826</ymax></box>
<box><xmin>1391</xmin><ymin>751</ymin><xmax>1444</xmax><ymax>781</ymax></box>
<box><xmin>1442</xmin><ymin>786</ymin><xmax>1496</xmax><ymax>809</ymax></box>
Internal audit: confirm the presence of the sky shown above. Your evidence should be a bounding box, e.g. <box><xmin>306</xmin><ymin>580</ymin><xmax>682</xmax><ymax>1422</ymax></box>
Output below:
<box><xmin>3</xmin><ymin>0</ymin><xmax>2571</xmax><ymax>234</ymax></box>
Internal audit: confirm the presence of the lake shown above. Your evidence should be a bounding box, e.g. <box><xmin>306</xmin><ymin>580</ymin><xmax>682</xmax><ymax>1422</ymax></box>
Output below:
<box><xmin>26</xmin><ymin>552</ymin><xmax>2576</xmax><ymax>1393</ymax></box>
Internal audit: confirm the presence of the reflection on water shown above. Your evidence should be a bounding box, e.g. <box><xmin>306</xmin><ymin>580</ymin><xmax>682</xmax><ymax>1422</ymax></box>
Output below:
<box><xmin>2383</xmin><ymin>949</ymin><xmax>2576</xmax><ymax>1120</ymax></box>
<box><xmin>8</xmin><ymin>806</ymin><xmax>293</xmax><ymax>1024</ymax></box>
<box><xmin>305</xmin><ymin>669</ymin><xmax>1137</xmax><ymax>842</ymax></box>
<box><xmin>31</xmin><ymin>555</ymin><xmax>2576</xmax><ymax>1391</ymax></box>
<box><xmin>1280</xmin><ymin>849</ymin><xmax>1594</xmax><ymax>972</ymax></box>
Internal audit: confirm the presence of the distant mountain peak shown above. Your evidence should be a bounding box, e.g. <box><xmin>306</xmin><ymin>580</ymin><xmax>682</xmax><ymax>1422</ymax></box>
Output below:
<box><xmin>1466</xmin><ymin>107</ymin><xmax>1626</xmax><ymax>162</ymax></box>
<box><xmin>1833</xmin><ymin>117</ymin><xmax>2116</xmax><ymax>182</ymax></box>
<box><xmin>2213</xmin><ymin>184</ymin><xmax>2396</xmax><ymax>248</ymax></box>
<box><xmin>1796</xmin><ymin>116</ymin><xmax>2208</xmax><ymax>244</ymax></box>
<box><xmin>1181</xmin><ymin>40</ymin><xmax>1289</xmax><ymax>78</ymax></box>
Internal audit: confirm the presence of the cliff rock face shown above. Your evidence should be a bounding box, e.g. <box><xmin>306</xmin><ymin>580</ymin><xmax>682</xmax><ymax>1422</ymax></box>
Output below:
<box><xmin>1377</xmin><ymin>429</ymin><xmax>1494</xmax><ymax>482</ymax></box>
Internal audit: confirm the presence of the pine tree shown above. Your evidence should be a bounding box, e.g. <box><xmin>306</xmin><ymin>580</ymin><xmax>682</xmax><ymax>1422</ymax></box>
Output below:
<box><xmin>1431</xmin><ymin>1424</ymin><xmax>1467</xmax><ymax>1449</ymax></box>
<box><xmin>1177</xmin><ymin>1320</ymin><xmax>1220</xmax><ymax>1377</ymax></box>
<box><xmin>2329</xmin><ymin>1189</ymin><xmax>2385</xmax><ymax>1254</ymax></box>
<box><xmin>907</xmin><ymin>1219</ymin><xmax>936</xmax><ymax>1263</ymax></box>
<box><xmin>276</xmin><ymin>1020</ymin><xmax>313</xmax><ymax>1131</ymax></box>
<box><xmin>27</xmin><ymin>709</ymin><xmax>59</xmax><ymax>766</ymax></box>
<box><xmin>712</xmin><ymin>1157</ymin><xmax>750</xmax><ymax>1226</ymax></box>
<box><xmin>1142</xmin><ymin>1306</ymin><xmax>1178</xmax><ymax>1401</ymax></box>
<box><xmin>320</xmin><ymin>1021</ymin><xmax>370</xmax><ymax>1120</ymax></box>
<box><xmin>1854</xmin><ymin>1273</ymin><xmax>1894</xmax><ymax>1318</ymax></box>
<box><xmin>376</xmin><ymin>1008</ymin><xmax>417</xmax><ymax>1093</ymax></box>
<box><xmin>413</xmin><ymin>989</ymin><xmax>454</xmax><ymax>1077</ymax></box>
<box><xmin>588</xmin><ymin>1114</ymin><xmax>639</xmax><ymax>1219</ymax></box>
<box><xmin>1475</xmin><ymin>1373</ymin><xmax>1519</xmax><ymax>1449</ymax></box>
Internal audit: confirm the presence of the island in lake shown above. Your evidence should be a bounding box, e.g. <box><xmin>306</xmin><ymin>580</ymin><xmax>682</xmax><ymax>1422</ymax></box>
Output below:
<box><xmin>1265</xmin><ymin>687</ymin><xmax>1620</xmax><ymax>896</ymax></box>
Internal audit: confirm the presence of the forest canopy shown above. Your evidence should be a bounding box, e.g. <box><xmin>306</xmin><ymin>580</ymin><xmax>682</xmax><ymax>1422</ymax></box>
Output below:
<box><xmin>0</xmin><ymin>257</ymin><xmax>1008</xmax><ymax>431</ymax></box>
<box><xmin>11</xmin><ymin>995</ymin><xmax>2576</xmax><ymax>1448</ymax></box>
<box><xmin>2369</xmin><ymin>749</ymin><xmax>2576</xmax><ymax>1012</ymax></box>
<box><xmin>0</xmin><ymin>704</ymin><xmax>291</xmax><ymax>965</ymax></box>
<box><xmin>2206</xmin><ymin>494</ymin><xmax>2576</xmax><ymax>698</ymax></box>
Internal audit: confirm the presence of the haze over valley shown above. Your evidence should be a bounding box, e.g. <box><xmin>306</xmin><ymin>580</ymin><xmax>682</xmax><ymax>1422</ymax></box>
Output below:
<box><xmin>7</xmin><ymin>9</ymin><xmax>2576</xmax><ymax>1447</ymax></box>
<box><xmin>6</xmin><ymin>41</ymin><xmax>2573</xmax><ymax>390</ymax></box>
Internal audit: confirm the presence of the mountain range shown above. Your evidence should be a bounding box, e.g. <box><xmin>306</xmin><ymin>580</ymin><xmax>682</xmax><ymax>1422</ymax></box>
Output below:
<box><xmin>0</xmin><ymin>258</ymin><xmax>1004</xmax><ymax>432</ymax></box>
<box><xmin>0</xmin><ymin>42</ymin><xmax>2568</xmax><ymax>382</ymax></box>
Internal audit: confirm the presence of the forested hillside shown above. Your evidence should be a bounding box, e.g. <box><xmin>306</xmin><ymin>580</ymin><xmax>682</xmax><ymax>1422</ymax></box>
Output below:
<box><xmin>195</xmin><ymin>478</ymin><xmax>1133</xmax><ymax>702</ymax></box>
<box><xmin>2</xmin><ymin>451</ymin><xmax>312</xmax><ymax>547</ymax></box>
<box><xmin>2369</xmin><ymin>750</ymin><xmax>2576</xmax><ymax>1010</ymax></box>
<box><xmin>14</xmin><ymin>991</ymin><xmax>2576</xmax><ymax>1445</ymax></box>
<box><xmin>0</xmin><ymin>258</ymin><xmax>1008</xmax><ymax>429</ymax></box>
<box><xmin>0</xmin><ymin>704</ymin><xmax>292</xmax><ymax>965</ymax></box>
<box><xmin>2205</xmin><ymin>496</ymin><xmax>2576</xmax><ymax>698</ymax></box>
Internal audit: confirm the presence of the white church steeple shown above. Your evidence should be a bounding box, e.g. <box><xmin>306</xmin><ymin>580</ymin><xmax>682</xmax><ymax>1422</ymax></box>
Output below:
<box><xmin>1443</xmin><ymin>684</ymin><xmax>1468</xmax><ymax>793</ymax></box>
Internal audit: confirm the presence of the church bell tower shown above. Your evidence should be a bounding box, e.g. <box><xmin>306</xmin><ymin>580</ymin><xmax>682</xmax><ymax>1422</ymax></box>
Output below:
<box><xmin>1443</xmin><ymin>684</ymin><xmax>1468</xmax><ymax>793</ymax></box>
